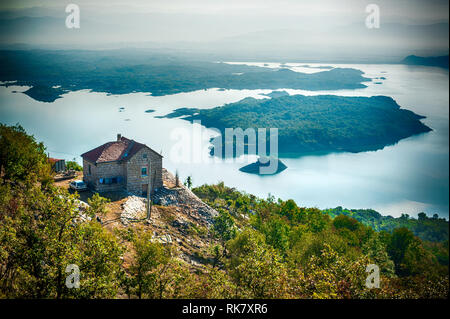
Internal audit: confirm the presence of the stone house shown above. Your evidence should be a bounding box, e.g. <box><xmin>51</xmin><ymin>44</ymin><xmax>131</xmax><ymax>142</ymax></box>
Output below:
<box><xmin>48</xmin><ymin>157</ymin><xmax>66</xmax><ymax>173</ymax></box>
<box><xmin>81</xmin><ymin>134</ymin><xmax>163</xmax><ymax>195</ymax></box>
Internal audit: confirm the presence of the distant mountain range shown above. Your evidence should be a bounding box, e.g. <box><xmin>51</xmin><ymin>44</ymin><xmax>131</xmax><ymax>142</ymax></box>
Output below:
<box><xmin>0</xmin><ymin>9</ymin><xmax>448</xmax><ymax>63</ymax></box>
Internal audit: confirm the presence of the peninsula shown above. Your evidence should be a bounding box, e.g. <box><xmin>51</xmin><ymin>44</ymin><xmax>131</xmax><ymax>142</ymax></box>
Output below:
<box><xmin>162</xmin><ymin>94</ymin><xmax>432</xmax><ymax>157</ymax></box>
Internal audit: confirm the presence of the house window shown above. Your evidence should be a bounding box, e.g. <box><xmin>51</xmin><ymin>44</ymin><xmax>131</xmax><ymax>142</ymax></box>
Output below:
<box><xmin>101</xmin><ymin>178</ymin><xmax>112</xmax><ymax>185</ymax></box>
<box><xmin>141</xmin><ymin>167</ymin><xmax>148</xmax><ymax>177</ymax></box>
<box><xmin>143</xmin><ymin>153</ymin><xmax>147</xmax><ymax>159</ymax></box>
<box><xmin>88</xmin><ymin>165</ymin><xmax>91</xmax><ymax>176</ymax></box>
<box><xmin>99</xmin><ymin>177</ymin><xmax>123</xmax><ymax>184</ymax></box>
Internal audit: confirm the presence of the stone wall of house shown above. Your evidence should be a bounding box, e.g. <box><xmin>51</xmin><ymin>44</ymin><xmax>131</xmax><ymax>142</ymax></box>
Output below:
<box><xmin>82</xmin><ymin>159</ymin><xmax>97</xmax><ymax>188</ymax></box>
<box><xmin>82</xmin><ymin>146</ymin><xmax>162</xmax><ymax>195</ymax></box>
<box><xmin>126</xmin><ymin>147</ymin><xmax>163</xmax><ymax>195</ymax></box>
<box><xmin>95</xmin><ymin>161</ymin><xmax>126</xmax><ymax>192</ymax></box>
<box><xmin>83</xmin><ymin>159</ymin><xmax>126</xmax><ymax>192</ymax></box>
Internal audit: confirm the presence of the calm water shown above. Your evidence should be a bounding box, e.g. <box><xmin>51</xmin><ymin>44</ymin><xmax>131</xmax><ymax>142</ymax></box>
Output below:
<box><xmin>0</xmin><ymin>63</ymin><xmax>448</xmax><ymax>218</ymax></box>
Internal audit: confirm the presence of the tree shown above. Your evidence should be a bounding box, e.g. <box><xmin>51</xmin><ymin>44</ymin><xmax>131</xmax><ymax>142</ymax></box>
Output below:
<box><xmin>0</xmin><ymin>125</ymin><xmax>122</xmax><ymax>298</ymax></box>
<box><xmin>0</xmin><ymin>123</ymin><xmax>52</xmax><ymax>186</ymax></box>
<box><xmin>87</xmin><ymin>193</ymin><xmax>110</xmax><ymax>218</ymax></box>
<box><xmin>362</xmin><ymin>234</ymin><xmax>396</xmax><ymax>278</ymax></box>
<box><xmin>333</xmin><ymin>215</ymin><xmax>360</xmax><ymax>232</ymax></box>
<box><xmin>387</xmin><ymin>227</ymin><xmax>415</xmax><ymax>275</ymax></box>
<box><xmin>287</xmin><ymin>229</ymin><xmax>350</xmax><ymax>268</ymax></box>
<box><xmin>210</xmin><ymin>244</ymin><xmax>224</xmax><ymax>268</ymax></box>
<box><xmin>301</xmin><ymin>244</ymin><xmax>371</xmax><ymax>299</ymax></box>
<box><xmin>279</xmin><ymin>199</ymin><xmax>299</xmax><ymax>220</ymax></box>
<box><xmin>127</xmin><ymin>229</ymin><xmax>171</xmax><ymax>299</ymax></box>
<box><xmin>184</xmin><ymin>175</ymin><xmax>192</xmax><ymax>189</ymax></box>
<box><xmin>0</xmin><ymin>185</ymin><xmax>122</xmax><ymax>298</ymax></box>
<box><xmin>68</xmin><ymin>221</ymin><xmax>123</xmax><ymax>298</ymax></box>
<box><xmin>66</xmin><ymin>160</ymin><xmax>82</xmax><ymax>171</ymax></box>
<box><xmin>175</xmin><ymin>170</ymin><xmax>180</xmax><ymax>187</ymax></box>
<box><xmin>299</xmin><ymin>207</ymin><xmax>331</xmax><ymax>233</ymax></box>
<box><xmin>226</xmin><ymin>229</ymin><xmax>289</xmax><ymax>298</ymax></box>
<box><xmin>213</xmin><ymin>210</ymin><xmax>236</xmax><ymax>242</ymax></box>
<box><xmin>387</xmin><ymin>227</ymin><xmax>436</xmax><ymax>277</ymax></box>
<box><xmin>261</xmin><ymin>216</ymin><xmax>290</xmax><ymax>254</ymax></box>
<box><xmin>192</xmin><ymin>266</ymin><xmax>236</xmax><ymax>298</ymax></box>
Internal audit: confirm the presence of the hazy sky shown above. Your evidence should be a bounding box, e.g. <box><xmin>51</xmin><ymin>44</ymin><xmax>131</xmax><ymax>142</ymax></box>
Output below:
<box><xmin>1</xmin><ymin>0</ymin><xmax>448</xmax><ymax>23</ymax></box>
<box><xmin>0</xmin><ymin>0</ymin><xmax>448</xmax><ymax>61</ymax></box>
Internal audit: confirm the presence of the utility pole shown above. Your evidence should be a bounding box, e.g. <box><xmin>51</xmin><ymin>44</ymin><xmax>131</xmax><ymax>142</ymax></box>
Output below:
<box><xmin>146</xmin><ymin>158</ymin><xmax>151</xmax><ymax>220</ymax></box>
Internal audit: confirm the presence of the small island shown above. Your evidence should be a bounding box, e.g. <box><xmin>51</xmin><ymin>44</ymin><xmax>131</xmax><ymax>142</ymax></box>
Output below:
<box><xmin>239</xmin><ymin>157</ymin><xmax>287</xmax><ymax>175</ymax></box>
<box><xmin>22</xmin><ymin>85</ymin><xmax>66</xmax><ymax>103</ymax></box>
<box><xmin>162</xmin><ymin>94</ymin><xmax>432</xmax><ymax>157</ymax></box>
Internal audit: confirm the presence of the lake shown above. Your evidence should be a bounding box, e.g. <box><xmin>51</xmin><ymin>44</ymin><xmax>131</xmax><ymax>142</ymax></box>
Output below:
<box><xmin>0</xmin><ymin>63</ymin><xmax>448</xmax><ymax>218</ymax></box>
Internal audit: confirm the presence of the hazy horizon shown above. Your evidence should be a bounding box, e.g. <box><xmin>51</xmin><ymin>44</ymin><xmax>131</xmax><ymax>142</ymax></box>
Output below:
<box><xmin>0</xmin><ymin>0</ymin><xmax>448</xmax><ymax>62</ymax></box>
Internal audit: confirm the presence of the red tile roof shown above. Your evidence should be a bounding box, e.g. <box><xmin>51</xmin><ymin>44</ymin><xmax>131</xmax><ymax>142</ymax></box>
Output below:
<box><xmin>81</xmin><ymin>136</ymin><xmax>161</xmax><ymax>164</ymax></box>
<box><xmin>48</xmin><ymin>157</ymin><xmax>64</xmax><ymax>164</ymax></box>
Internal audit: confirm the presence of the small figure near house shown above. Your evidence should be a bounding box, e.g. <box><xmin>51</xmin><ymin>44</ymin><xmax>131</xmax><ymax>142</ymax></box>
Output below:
<box><xmin>81</xmin><ymin>134</ymin><xmax>163</xmax><ymax>196</ymax></box>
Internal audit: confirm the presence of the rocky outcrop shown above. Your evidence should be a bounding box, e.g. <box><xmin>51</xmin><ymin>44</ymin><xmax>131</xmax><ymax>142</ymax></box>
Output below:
<box><xmin>120</xmin><ymin>169</ymin><xmax>218</xmax><ymax>227</ymax></box>
<box><xmin>121</xmin><ymin>195</ymin><xmax>146</xmax><ymax>225</ymax></box>
<box><xmin>153</xmin><ymin>186</ymin><xmax>218</xmax><ymax>226</ymax></box>
<box><xmin>154</xmin><ymin>169</ymin><xmax>218</xmax><ymax>226</ymax></box>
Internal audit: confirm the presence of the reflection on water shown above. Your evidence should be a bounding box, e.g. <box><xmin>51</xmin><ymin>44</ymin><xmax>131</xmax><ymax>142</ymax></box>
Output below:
<box><xmin>0</xmin><ymin>64</ymin><xmax>448</xmax><ymax>218</ymax></box>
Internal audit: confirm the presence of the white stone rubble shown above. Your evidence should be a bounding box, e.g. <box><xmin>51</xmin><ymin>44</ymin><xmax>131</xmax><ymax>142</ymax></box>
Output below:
<box><xmin>121</xmin><ymin>195</ymin><xmax>146</xmax><ymax>225</ymax></box>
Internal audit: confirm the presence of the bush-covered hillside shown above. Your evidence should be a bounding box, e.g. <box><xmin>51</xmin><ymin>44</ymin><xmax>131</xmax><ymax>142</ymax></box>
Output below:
<box><xmin>1</xmin><ymin>123</ymin><xmax>447</xmax><ymax>299</ymax></box>
<box><xmin>193</xmin><ymin>182</ymin><xmax>449</xmax><ymax>298</ymax></box>
<box><xmin>324</xmin><ymin>207</ymin><xmax>449</xmax><ymax>243</ymax></box>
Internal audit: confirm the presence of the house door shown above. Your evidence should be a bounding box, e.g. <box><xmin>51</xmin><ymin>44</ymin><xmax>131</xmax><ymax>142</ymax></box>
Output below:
<box><xmin>142</xmin><ymin>184</ymin><xmax>148</xmax><ymax>197</ymax></box>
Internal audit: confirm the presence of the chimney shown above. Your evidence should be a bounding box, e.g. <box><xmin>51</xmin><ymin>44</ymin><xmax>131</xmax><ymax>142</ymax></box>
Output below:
<box><xmin>117</xmin><ymin>133</ymin><xmax>122</xmax><ymax>141</ymax></box>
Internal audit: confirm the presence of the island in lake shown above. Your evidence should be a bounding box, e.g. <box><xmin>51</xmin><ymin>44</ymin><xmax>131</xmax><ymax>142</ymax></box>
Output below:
<box><xmin>401</xmin><ymin>55</ymin><xmax>449</xmax><ymax>69</ymax></box>
<box><xmin>162</xmin><ymin>94</ymin><xmax>432</xmax><ymax>157</ymax></box>
<box><xmin>22</xmin><ymin>85</ymin><xmax>66</xmax><ymax>103</ymax></box>
<box><xmin>0</xmin><ymin>50</ymin><xmax>370</xmax><ymax>102</ymax></box>
<box><xmin>240</xmin><ymin>157</ymin><xmax>287</xmax><ymax>175</ymax></box>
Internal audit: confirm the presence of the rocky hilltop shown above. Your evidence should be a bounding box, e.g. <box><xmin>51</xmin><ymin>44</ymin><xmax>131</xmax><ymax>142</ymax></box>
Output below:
<box><xmin>117</xmin><ymin>169</ymin><xmax>219</xmax><ymax>267</ymax></box>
